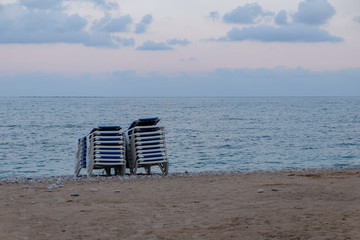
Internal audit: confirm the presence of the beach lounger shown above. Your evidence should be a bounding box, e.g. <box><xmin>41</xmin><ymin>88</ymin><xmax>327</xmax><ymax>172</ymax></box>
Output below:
<box><xmin>87</xmin><ymin>126</ymin><xmax>126</xmax><ymax>176</ymax></box>
<box><xmin>125</xmin><ymin>118</ymin><xmax>169</xmax><ymax>175</ymax></box>
<box><xmin>75</xmin><ymin>126</ymin><xmax>126</xmax><ymax>177</ymax></box>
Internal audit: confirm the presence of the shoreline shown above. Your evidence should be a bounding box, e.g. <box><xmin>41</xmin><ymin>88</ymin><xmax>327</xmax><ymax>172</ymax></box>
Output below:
<box><xmin>1</xmin><ymin>168</ymin><xmax>359</xmax><ymax>239</ymax></box>
<box><xmin>1</xmin><ymin>166</ymin><xmax>359</xmax><ymax>183</ymax></box>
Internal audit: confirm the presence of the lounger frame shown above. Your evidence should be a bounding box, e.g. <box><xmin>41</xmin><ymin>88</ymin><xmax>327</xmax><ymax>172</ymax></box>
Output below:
<box><xmin>75</xmin><ymin>126</ymin><xmax>126</xmax><ymax>177</ymax></box>
<box><xmin>126</xmin><ymin>125</ymin><xmax>168</xmax><ymax>175</ymax></box>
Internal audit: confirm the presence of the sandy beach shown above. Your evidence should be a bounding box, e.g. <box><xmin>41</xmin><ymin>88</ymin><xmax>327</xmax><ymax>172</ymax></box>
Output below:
<box><xmin>1</xmin><ymin>169</ymin><xmax>359</xmax><ymax>240</ymax></box>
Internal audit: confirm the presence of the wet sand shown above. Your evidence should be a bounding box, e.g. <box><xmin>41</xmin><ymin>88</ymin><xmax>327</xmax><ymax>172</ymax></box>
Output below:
<box><xmin>1</xmin><ymin>169</ymin><xmax>359</xmax><ymax>240</ymax></box>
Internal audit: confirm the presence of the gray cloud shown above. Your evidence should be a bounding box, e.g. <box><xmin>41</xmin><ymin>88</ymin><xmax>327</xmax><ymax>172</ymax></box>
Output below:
<box><xmin>0</xmin><ymin>2</ymin><xmax>137</xmax><ymax>48</ymax></box>
<box><xmin>89</xmin><ymin>0</ymin><xmax>119</xmax><ymax>10</ymax></box>
<box><xmin>19</xmin><ymin>0</ymin><xmax>60</xmax><ymax>9</ymax></box>
<box><xmin>83</xmin><ymin>32</ymin><xmax>117</xmax><ymax>48</ymax></box>
<box><xmin>223</xmin><ymin>3</ymin><xmax>274</xmax><ymax>24</ymax></box>
<box><xmin>1</xmin><ymin>67</ymin><xmax>359</xmax><ymax>96</ymax></box>
<box><xmin>167</xmin><ymin>38</ymin><xmax>191</xmax><ymax>46</ymax></box>
<box><xmin>95</xmin><ymin>15</ymin><xmax>133</xmax><ymax>32</ymax></box>
<box><xmin>216</xmin><ymin>0</ymin><xmax>342</xmax><ymax>43</ymax></box>
<box><xmin>135</xmin><ymin>14</ymin><xmax>153</xmax><ymax>34</ymax></box>
<box><xmin>209</xmin><ymin>11</ymin><xmax>219</xmax><ymax>21</ymax></box>
<box><xmin>354</xmin><ymin>16</ymin><xmax>360</xmax><ymax>23</ymax></box>
<box><xmin>292</xmin><ymin>0</ymin><xmax>336</xmax><ymax>25</ymax></box>
<box><xmin>136</xmin><ymin>40</ymin><xmax>173</xmax><ymax>51</ymax></box>
<box><xmin>114</xmin><ymin>37</ymin><xmax>135</xmax><ymax>47</ymax></box>
<box><xmin>0</xmin><ymin>4</ymin><xmax>89</xmax><ymax>44</ymax></box>
<box><xmin>221</xmin><ymin>24</ymin><xmax>343</xmax><ymax>42</ymax></box>
<box><xmin>275</xmin><ymin>10</ymin><xmax>287</xmax><ymax>25</ymax></box>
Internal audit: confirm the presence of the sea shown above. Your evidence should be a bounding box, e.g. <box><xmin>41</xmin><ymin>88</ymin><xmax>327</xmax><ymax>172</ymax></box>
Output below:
<box><xmin>0</xmin><ymin>97</ymin><xmax>359</xmax><ymax>179</ymax></box>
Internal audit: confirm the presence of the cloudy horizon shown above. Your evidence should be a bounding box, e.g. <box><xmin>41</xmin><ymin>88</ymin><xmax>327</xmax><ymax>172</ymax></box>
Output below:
<box><xmin>0</xmin><ymin>0</ymin><xmax>359</xmax><ymax>96</ymax></box>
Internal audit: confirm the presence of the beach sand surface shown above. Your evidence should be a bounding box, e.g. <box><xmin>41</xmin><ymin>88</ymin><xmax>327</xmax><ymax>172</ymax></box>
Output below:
<box><xmin>1</xmin><ymin>169</ymin><xmax>359</xmax><ymax>240</ymax></box>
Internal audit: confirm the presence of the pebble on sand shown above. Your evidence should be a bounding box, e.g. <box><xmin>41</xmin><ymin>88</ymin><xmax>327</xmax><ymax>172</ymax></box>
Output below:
<box><xmin>70</xmin><ymin>193</ymin><xmax>80</xmax><ymax>197</ymax></box>
<box><xmin>257</xmin><ymin>188</ymin><xmax>264</xmax><ymax>193</ymax></box>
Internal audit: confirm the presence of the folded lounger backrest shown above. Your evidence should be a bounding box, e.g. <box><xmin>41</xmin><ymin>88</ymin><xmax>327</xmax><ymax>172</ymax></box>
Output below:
<box><xmin>128</xmin><ymin>118</ymin><xmax>160</xmax><ymax>132</ymax></box>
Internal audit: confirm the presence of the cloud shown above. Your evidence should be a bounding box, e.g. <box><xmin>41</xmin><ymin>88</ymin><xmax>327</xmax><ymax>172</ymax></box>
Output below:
<box><xmin>221</xmin><ymin>24</ymin><xmax>343</xmax><ymax>42</ymax></box>
<box><xmin>19</xmin><ymin>0</ymin><xmax>60</xmax><ymax>9</ymax></box>
<box><xmin>216</xmin><ymin>0</ymin><xmax>342</xmax><ymax>43</ymax></box>
<box><xmin>167</xmin><ymin>38</ymin><xmax>191</xmax><ymax>46</ymax></box>
<box><xmin>275</xmin><ymin>10</ymin><xmax>287</xmax><ymax>25</ymax></box>
<box><xmin>354</xmin><ymin>16</ymin><xmax>360</xmax><ymax>23</ymax></box>
<box><xmin>114</xmin><ymin>36</ymin><xmax>135</xmax><ymax>47</ymax></box>
<box><xmin>92</xmin><ymin>14</ymin><xmax>132</xmax><ymax>32</ymax></box>
<box><xmin>0</xmin><ymin>1</ymin><xmax>136</xmax><ymax>48</ymax></box>
<box><xmin>223</xmin><ymin>3</ymin><xmax>274</xmax><ymax>24</ymax></box>
<box><xmin>292</xmin><ymin>0</ymin><xmax>336</xmax><ymax>25</ymax></box>
<box><xmin>134</xmin><ymin>14</ymin><xmax>153</xmax><ymax>34</ymax></box>
<box><xmin>209</xmin><ymin>11</ymin><xmax>219</xmax><ymax>21</ymax></box>
<box><xmin>136</xmin><ymin>40</ymin><xmax>173</xmax><ymax>51</ymax></box>
<box><xmin>0</xmin><ymin>4</ymin><xmax>90</xmax><ymax>44</ymax></box>
<box><xmin>83</xmin><ymin>32</ymin><xmax>117</xmax><ymax>48</ymax></box>
<box><xmin>1</xmin><ymin>67</ymin><xmax>359</xmax><ymax>96</ymax></box>
<box><xmin>88</xmin><ymin>0</ymin><xmax>119</xmax><ymax>10</ymax></box>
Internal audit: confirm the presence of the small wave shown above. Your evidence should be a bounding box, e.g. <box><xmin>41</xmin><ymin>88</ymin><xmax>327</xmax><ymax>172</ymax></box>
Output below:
<box><xmin>0</xmin><ymin>125</ymin><xmax>19</xmax><ymax>128</ymax></box>
<box><xmin>338</xmin><ymin>143</ymin><xmax>358</xmax><ymax>147</ymax></box>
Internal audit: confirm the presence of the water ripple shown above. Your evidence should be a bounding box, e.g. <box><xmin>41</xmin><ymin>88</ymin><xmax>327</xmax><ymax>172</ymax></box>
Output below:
<box><xmin>0</xmin><ymin>97</ymin><xmax>359</xmax><ymax>177</ymax></box>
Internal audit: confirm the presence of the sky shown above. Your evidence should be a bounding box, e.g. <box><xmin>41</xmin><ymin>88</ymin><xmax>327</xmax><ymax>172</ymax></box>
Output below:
<box><xmin>0</xmin><ymin>0</ymin><xmax>359</xmax><ymax>96</ymax></box>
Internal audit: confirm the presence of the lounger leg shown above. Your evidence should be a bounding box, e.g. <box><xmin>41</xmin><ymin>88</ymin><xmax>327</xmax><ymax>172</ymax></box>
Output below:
<box><xmin>75</xmin><ymin>167</ymin><xmax>81</xmax><ymax>177</ymax></box>
<box><xmin>160</xmin><ymin>162</ymin><xmax>168</xmax><ymax>176</ymax></box>
<box><xmin>133</xmin><ymin>163</ymin><xmax>138</xmax><ymax>175</ymax></box>
<box><xmin>87</xmin><ymin>168</ymin><xmax>93</xmax><ymax>177</ymax></box>
<box><xmin>145</xmin><ymin>166</ymin><xmax>151</xmax><ymax>175</ymax></box>
<box><xmin>114</xmin><ymin>166</ymin><xmax>126</xmax><ymax>176</ymax></box>
<box><xmin>120</xmin><ymin>165</ymin><xmax>126</xmax><ymax>176</ymax></box>
<box><xmin>105</xmin><ymin>167</ymin><xmax>111</xmax><ymax>176</ymax></box>
<box><xmin>75</xmin><ymin>160</ymin><xmax>80</xmax><ymax>177</ymax></box>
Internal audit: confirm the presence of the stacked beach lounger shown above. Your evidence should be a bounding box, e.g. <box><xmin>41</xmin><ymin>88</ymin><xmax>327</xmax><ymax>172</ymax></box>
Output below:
<box><xmin>75</xmin><ymin>126</ymin><xmax>126</xmax><ymax>177</ymax></box>
<box><xmin>75</xmin><ymin>118</ymin><xmax>168</xmax><ymax>176</ymax></box>
<box><xmin>75</xmin><ymin>136</ymin><xmax>87</xmax><ymax>177</ymax></box>
<box><xmin>125</xmin><ymin>118</ymin><xmax>168</xmax><ymax>175</ymax></box>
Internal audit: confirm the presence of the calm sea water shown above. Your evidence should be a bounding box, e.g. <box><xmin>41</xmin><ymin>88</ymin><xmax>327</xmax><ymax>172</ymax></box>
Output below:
<box><xmin>0</xmin><ymin>97</ymin><xmax>359</xmax><ymax>178</ymax></box>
